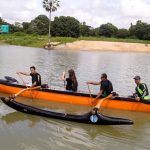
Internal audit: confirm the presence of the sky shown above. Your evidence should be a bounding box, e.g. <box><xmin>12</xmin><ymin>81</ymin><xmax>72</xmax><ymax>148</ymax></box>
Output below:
<box><xmin>0</xmin><ymin>0</ymin><xmax>150</xmax><ymax>28</ymax></box>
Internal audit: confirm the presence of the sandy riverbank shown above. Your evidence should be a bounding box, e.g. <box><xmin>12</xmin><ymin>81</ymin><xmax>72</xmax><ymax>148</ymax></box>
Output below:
<box><xmin>55</xmin><ymin>40</ymin><xmax>150</xmax><ymax>52</ymax></box>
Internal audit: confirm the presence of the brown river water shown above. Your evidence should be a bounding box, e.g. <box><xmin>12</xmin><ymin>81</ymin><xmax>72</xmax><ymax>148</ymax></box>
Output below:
<box><xmin>0</xmin><ymin>45</ymin><xmax>150</xmax><ymax>150</ymax></box>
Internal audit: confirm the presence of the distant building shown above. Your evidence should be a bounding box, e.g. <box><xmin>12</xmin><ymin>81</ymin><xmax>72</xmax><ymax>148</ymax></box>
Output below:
<box><xmin>0</xmin><ymin>25</ymin><xmax>10</xmax><ymax>33</ymax></box>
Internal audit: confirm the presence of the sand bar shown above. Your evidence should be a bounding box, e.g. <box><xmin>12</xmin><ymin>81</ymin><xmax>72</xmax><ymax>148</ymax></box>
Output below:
<box><xmin>55</xmin><ymin>40</ymin><xmax>150</xmax><ymax>52</ymax></box>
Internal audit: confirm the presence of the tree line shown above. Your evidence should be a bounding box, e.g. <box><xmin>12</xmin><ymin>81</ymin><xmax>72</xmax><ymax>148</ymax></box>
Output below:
<box><xmin>0</xmin><ymin>16</ymin><xmax>150</xmax><ymax>40</ymax></box>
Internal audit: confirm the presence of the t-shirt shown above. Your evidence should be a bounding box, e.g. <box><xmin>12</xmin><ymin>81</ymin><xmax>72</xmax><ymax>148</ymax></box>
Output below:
<box><xmin>30</xmin><ymin>73</ymin><xmax>41</xmax><ymax>86</ymax></box>
<box><xmin>100</xmin><ymin>80</ymin><xmax>113</xmax><ymax>97</ymax></box>
<box><xmin>66</xmin><ymin>78</ymin><xmax>78</xmax><ymax>92</ymax></box>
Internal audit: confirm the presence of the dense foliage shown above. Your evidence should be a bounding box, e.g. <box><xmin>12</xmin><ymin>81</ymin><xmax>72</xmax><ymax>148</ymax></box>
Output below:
<box><xmin>51</xmin><ymin>16</ymin><xmax>80</xmax><ymax>37</ymax></box>
<box><xmin>99</xmin><ymin>23</ymin><xmax>118</xmax><ymax>37</ymax></box>
<box><xmin>0</xmin><ymin>16</ymin><xmax>150</xmax><ymax>40</ymax></box>
<box><xmin>116</xmin><ymin>29</ymin><xmax>130</xmax><ymax>38</ymax></box>
<box><xmin>26</xmin><ymin>15</ymin><xmax>49</xmax><ymax>35</ymax></box>
<box><xmin>129</xmin><ymin>21</ymin><xmax>150</xmax><ymax>40</ymax></box>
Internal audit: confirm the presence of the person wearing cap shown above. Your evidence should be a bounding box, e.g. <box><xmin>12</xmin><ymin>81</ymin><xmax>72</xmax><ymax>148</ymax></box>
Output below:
<box><xmin>87</xmin><ymin>73</ymin><xmax>113</xmax><ymax>99</ymax></box>
<box><xmin>133</xmin><ymin>76</ymin><xmax>149</xmax><ymax>101</ymax></box>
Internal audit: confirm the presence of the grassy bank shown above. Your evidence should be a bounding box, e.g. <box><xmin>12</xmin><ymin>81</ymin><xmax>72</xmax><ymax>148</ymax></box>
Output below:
<box><xmin>0</xmin><ymin>33</ymin><xmax>149</xmax><ymax>48</ymax></box>
<box><xmin>0</xmin><ymin>33</ymin><xmax>77</xmax><ymax>48</ymax></box>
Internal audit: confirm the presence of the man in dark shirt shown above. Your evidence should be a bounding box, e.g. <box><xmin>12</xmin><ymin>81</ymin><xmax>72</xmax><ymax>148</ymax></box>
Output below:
<box><xmin>87</xmin><ymin>73</ymin><xmax>113</xmax><ymax>99</ymax></box>
<box><xmin>17</xmin><ymin>66</ymin><xmax>41</xmax><ymax>87</ymax></box>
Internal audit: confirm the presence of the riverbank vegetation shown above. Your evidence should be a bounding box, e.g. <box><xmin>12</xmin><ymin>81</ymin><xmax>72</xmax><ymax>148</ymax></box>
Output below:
<box><xmin>0</xmin><ymin>15</ymin><xmax>150</xmax><ymax>47</ymax></box>
<box><xmin>0</xmin><ymin>33</ymin><xmax>149</xmax><ymax>48</ymax></box>
<box><xmin>0</xmin><ymin>33</ymin><xmax>77</xmax><ymax>47</ymax></box>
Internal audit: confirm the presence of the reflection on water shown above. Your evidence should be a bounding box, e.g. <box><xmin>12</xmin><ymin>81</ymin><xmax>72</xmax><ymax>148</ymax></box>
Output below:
<box><xmin>1</xmin><ymin>101</ymin><xmax>150</xmax><ymax>150</ymax></box>
<box><xmin>0</xmin><ymin>45</ymin><xmax>150</xmax><ymax>150</ymax></box>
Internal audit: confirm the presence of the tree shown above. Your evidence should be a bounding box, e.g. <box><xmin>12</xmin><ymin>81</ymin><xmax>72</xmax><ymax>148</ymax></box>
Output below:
<box><xmin>9</xmin><ymin>23</ymin><xmax>23</xmax><ymax>33</ymax></box>
<box><xmin>43</xmin><ymin>0</ymin><xmax>60</xmax><ymax>43</ymax></box>
<box><xmin>51</xmin><ymin>16</ymin><xmax>80</xmax><ymax>37</ymax></box>
<box><xmin>0</xmin><ymin>17</ymin><xmax>3</xmax><ymax>25</ymax></box>
<box><xmin>22</xmin><ymin>22</ymin><xmax>30</xmax><ymax>31</ymax></box>
<box><xmin>134</xmin><ymin>21</ymin><xmax>147</xmax><ymax>40</ymax></box>
<box><xmin>129</xmin><ymin>20</ymin><xmax>150</xmax><ymax>40</ymax></box>
<box><xmin>27</xmin><ymin>15</ymin><xmax>49</xmax><ymax>35</ymax></box>
<box><xmin>116</xmin><ymin>29</ymin><xmax>129</xmax><ymax>38</ymax></box>
<box><xmin>14</xmin><ymin>22</ymin><xmax>22</xmax><ymax>28</ymax></box>
<box><xmin>92</xmin><ymin>27</ymin><xmax>99</xmax><ymax>37</ymax></box>
<box><xmin>143</xmin><ymin>34</ymin><xmax>150</xmax><ymax>40</ymax></box>
<box><xmin>89</xmin><ymin>28</ymin><xmax>97</xmax><ymax>36</ymax></box>
<box><xmin>80</xmin><ymin>22</ymin><xmax>91</xmax><ymax>36</ymax></box>
<box><xmin>129</xmin><ymin>23</ymin><xmax>136</xmax><ymax>37</ymax></box>
<box><xmin>99</xmin><ymin>23</ymin><xmax>118</xmax><ymax>37</ymax></box>
<box><xmin>0</xmin><ymin>18</ymin><xmax>9</xmax><ymax>26</ymax></box>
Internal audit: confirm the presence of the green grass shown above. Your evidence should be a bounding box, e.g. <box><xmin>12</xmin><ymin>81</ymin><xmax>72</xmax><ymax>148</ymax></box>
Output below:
<box><xmin>0</xmin><ymin>33</ymin><xmax>149</xmax><ymax>48</ymax></box>
<box><xmin>79</xmin><ymin>36</ymin><xmax>150</xmax><ymax>44</ymax></box>
<box><xmin>0</xmin><ymin>33</ymin><xmax>77</xmax><ymax>48</ymax></box>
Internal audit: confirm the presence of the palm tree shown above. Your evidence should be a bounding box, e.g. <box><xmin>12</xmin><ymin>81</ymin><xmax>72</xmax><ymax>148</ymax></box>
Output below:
<box><xmin>43</xmin><ymin>0</ymin><xmax>60</xmax><ymax>44</ymax></box>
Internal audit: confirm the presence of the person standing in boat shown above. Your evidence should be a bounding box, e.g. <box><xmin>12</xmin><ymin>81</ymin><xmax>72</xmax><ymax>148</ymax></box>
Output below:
<box><xmin>17</xmin><ymin>66</ymin><xmax>41</xmax><ymax>87</ymax></box>
<box><xmin>133</xmin><ymin>76</ymin><xmax>150</xmax><ymax>102</ymax></box>
<box><xmin>61</xmin><ymin>69</ymin><xmax>78</xmax><ymax>92</ymax></box>
<box><xmin>87</xmin><ymin>73</ymin><xmax>113</xmax><ymax>99</ymax></box>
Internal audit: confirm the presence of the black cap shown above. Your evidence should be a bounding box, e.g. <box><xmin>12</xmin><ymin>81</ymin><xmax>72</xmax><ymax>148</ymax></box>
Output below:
<box><xmin>133</xmin><ymin>76</ymin><xmax>141</xmax><ymax>80</ymax></box>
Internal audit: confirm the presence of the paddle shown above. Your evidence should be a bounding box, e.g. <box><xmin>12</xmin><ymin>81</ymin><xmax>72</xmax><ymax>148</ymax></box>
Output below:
<box><xmin>94</xmin><ymin>94</ymin><xmax>113</xmax><ymax>110</ymax></box>
<box><xmin>18</xmin><ymin>74</ymin><xmax>25</xmax><ymax>85</ymax></box>
<box><xmin>87</xmin><ymin>84</ymin><xmax>94</xmax><ymax>105</ymax></box>
<box><xmin>87</xmin><ymin>84</ymin><xmax>92</xmax><ymax>99</ymax></box>
<box><xmin>17</xmin><ymin>73</ymin><xmax>28</xmax><ymax>86</ymax></box>
<box><xmin>64</xmin><ymin>73</ymin><xmax>66</xmax><ymax>88</ymax></box>
<box><xmin>62</xmin><ymin>71</ymin><xmax>66</xmax><ymax>88</ymax></box>
<box><xmin>17</xmin><ymin>73</ymin><xmax>37</xmax><ymax>99</ymax></box>
<box><xmin>89</xmin><ymin>94</ymin><xmax>112</xmax><ymax>123</ymax></box>
<box><xmin>0</xmin><ymin>86</ymin><xmax>41</xmax><ymax>103</ymax></box>
<box><xmin>13</xmin><ymin>86</ymin><xmax>41</xmax><ymax>98</ymax></box>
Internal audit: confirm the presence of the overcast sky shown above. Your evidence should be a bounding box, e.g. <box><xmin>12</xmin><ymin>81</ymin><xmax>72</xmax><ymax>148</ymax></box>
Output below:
<box><xmin>0</xmin><ymin>0</ymin><xmax>150</xmax><ymax>28</ymax></box>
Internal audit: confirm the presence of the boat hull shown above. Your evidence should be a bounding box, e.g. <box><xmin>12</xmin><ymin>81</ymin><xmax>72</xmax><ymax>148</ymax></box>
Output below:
<box><xmin>0</xmin><ymin>82</ymin><xmax>150</xmax><ymax>113</ymax></box>
<box><xmin>1</xmin><ymin>98</ymin><xmax>133</xmax><ymax>125</ymax></box>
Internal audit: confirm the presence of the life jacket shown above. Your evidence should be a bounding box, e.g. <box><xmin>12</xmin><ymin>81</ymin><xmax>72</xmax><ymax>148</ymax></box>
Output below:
<box><xmin>136</xmin><ymin>83</ymin><xmax>149</xmax><ymax>100</ymax></box>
